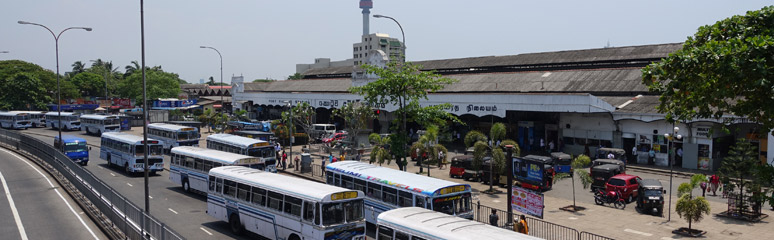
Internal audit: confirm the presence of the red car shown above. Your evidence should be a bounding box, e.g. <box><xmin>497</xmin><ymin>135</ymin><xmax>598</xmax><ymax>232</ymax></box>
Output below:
<box><xmin>605</xmin><ymin>174</ymin><xmax>642</xmax><ymax>203</ymax></box>
<box><xmin>323</xmin><ymin>132</ymin><xmax>347</xmax><ymax>144</ymax></box>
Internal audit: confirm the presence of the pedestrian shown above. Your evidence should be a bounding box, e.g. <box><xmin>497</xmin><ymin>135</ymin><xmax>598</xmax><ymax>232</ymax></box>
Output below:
<box><xmin>540</xmin><ymin>138</ymin><xmax>545</xmax><ymax>153</ymax></box>
<box><xmin>329</xmin><ymin>153</ymin><xmax>333</xmax><ymax>164</ymax></box>
<box><xmin>294</xmin><ymin>156</ymin><xmax>299</xmax><ymax>171</ymax></box>
<box><xmin>282</xmin><ymin>151</ymin><xmax>287</xmax><ymax>170</ymax></box>
<box><xmin>321</xmin><ymin>159</ymin><xmax>326</xmax><ymax>177</ymax></box>
<box><xmin>648</xmin><ymin>147</ymin><xmax>656</xmax><ymax>165</ymax></box>
<box><xmin>631</xmin><ymin>145</ymin><xmax>638</xmax><ymax>164</ymax></box>
<box><xmin>514</xmin><ymin>215</ymin><xmax>529</xmax><ymax>234</ymax></box>
<box><xmin>548</xmin><ymin>140</ymin><xmax>554</xmax><ymax>153</ymax></box>
<box><xmin>607</xmin><ymin>152</ymin><xmax>615</xmax><ymax>159</ymax></box>
<box><xmin>356</xmin><ymin>152</ymin><xmax>362</xmax><ymax>161</ymax></box>
<box><xmin>489</xmin><ymin>209</ymin><xmax>499</xmax><ymax>226</ymax></box>
<box><xmin>438</xmin><ymin>151</ymin><xmax>445</xmax><ymax>169</ymax></box>
<box><xmin>710</xmin><ymin>174</ymin><xmax>720</xmax><ymax>196</ymax></box>
<box><xmin>700</xmin><ymin>181</ymin><xmax>707</xmax><ymax>197</ymax></box>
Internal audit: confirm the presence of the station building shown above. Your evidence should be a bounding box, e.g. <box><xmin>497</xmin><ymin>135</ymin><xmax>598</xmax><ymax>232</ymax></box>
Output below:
<box><xmin>232</xmin><ymin>43</ymin><xmax>773</xmax><ymax>171</ymax></box>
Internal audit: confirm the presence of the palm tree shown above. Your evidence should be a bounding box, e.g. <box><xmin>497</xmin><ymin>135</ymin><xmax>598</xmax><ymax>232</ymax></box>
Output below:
<box><xmin>553</xmin><ymin>154</ymin><xmax>594</xmax><ymax>211</ymax></box>
<box><xmin>124</xmin><ymin>61</ymin><xmax>140</xmax><ymax>78</ymax></box>
<box><xmin>369</xmin><ymin>133</ymin><xmax>392</xmax><ymax>166</ymax></box>
<box><xmin>71</xmin><ymin>61</ymin><xmax>85</xmax><ymax>75</ymax></box>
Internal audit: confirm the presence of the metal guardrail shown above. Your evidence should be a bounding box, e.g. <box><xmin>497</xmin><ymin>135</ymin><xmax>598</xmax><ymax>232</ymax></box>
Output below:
<box><xmin>473</xmin><ymin>202</ymin><xmax>614</xmax><ymax>240</ymax></box>
<box><xmin>0</xmin><ymin>129</ymin><xmax>184</xmax><ymax>240</ymax></box>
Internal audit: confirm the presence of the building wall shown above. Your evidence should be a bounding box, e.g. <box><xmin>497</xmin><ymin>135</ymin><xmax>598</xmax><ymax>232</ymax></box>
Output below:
<box><xmin>559</xmin><ymin>113</ymin><xmax>616</xmax><ymax>157</ymax></box>
<box><xmin>353</xmin><ymin>33</ymin><xmax>403</xmax><ymax>66</ymax></box>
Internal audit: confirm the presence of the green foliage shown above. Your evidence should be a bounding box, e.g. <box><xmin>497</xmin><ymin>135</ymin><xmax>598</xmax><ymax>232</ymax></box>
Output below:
<box><xmin>492</xmin><ymin>147</ymin><xmax>505</xmax><ymax>174</ymax></box>
<box><xmin>499</xmin><ymin>139</ymin><xmax>520</xmax><ymax>156</ymax></box>
<box><xmin>283</xmin><ymin>102</ymin><xmax>316</xmax><ymax>146</ymax></box>
<box><xmin>473</xmin><ymin>141</ymin><xmax>489</xmax><ymax>171</ymax></box>
<box><xmin>287</xmin><ymin>73</ymin><xmax>304</xmax><ymax>80</ymax></box>
<box><xmin>0</xmin><ymin>60</ymin><xmax>80</xmax><ymax>102</ymax></box>
<box><xmin>371</xmin><ymin>133</ymin><xmax>393</xmax><ymax>165</ymax></box>
<box><xmin>119</xmin><ymin>67</ymin><xmax>181</xmax><ymax>104</ymax></box>
<box><xmin>676</xmin><ymin>195</ymin><xmax>711</xmax><ymax>231</ymax></box>
<box><xmin>641</xmin><ymin>6</ymin><xmax>774</xmax><ymax>129</ymax></box>
<box><xmin>71</xmin><ymin>72</ymin><xmax>105</xmax><ymax>97</ymax></box>
<box><xmin>490</xmin><ymin>123</ymin><xmax>506</xmax><ymax>142</ymax></box>
<box><xmin>333</xmin><ymin>101</ymin><xmax>374</xmax><ymax>146</ymax></box>
<box><xmin>71</xmin><ymin>61</ymin><xmax>86</xmax><ymax>76</ymax></box>
<box><xmin>197</xmin><ymin>108</ymin><xmax>215</xmax><ymax>133</ymax></box>
<box><xmin>124</xmin><ymin>61</ymin><xmax>140</xmax><ymax>78</ymax></box>
<box><xmin>720</xmin><ymin>139</ymin><xmax>760</xmax><ymax>203</ymax></box>
<box><xmin>464</xmin><ymin>130</ymin><xmax>487</xmax><ymax>148</ymax></box>
<box><xmin>232</xmin><ymin>109</ymin><xmax>249</xmax><ymax>122</ymax></box>
<box><xmin>553</xmin><ymin>154</ymin><xmax>593</xmax><ymax>208</ymax></box>
<box><xmin>389</xmin><ymin>133</ymin><xmax>408</xmax><ymax>167</ymax></box>
<box><xmin>0</xmin><ymin>72</ymin><xmax>50</xmax><ymax>110</ymax></box>
<box><xmin>369</xmin><ymin>133</ymin><xmax>383</xmax><ymax>145</ymax></box>
<box><xmin>252</xmin><ymin>79</ymin><xmax>273</xmax><ymax>83</ymax></box>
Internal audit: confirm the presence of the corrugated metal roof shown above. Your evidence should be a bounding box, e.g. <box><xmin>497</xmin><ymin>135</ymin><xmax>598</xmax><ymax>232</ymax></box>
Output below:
<box><xmin>244</xmin><ymin>78</ymin><xmax>352</xmax><ymax>93</ymax></box>
<box><xmin>438</xmin><ymin>68</ymin><xmax>649</xmax><ymax>93</ymax></box>
<box><xmin>301</xmin><ymin>65</ymin><xmax>353</xmax><ymax>76</ymax></box>
<box><xmin>600</xmin><ymin>95</ymin><xmax>662</xmax><ymax>114</ymax></box>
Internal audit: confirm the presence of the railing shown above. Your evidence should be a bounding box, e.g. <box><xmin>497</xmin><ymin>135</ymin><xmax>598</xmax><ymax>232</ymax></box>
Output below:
<box><xmin>0</xmin><ymin>129</ymin><xmax>185</xmax><ymax>240</ymax></box>
<box><xmin>473</xmin><ymin>202</ymin><xmax>614</xmax><ymax>240</ymax></box>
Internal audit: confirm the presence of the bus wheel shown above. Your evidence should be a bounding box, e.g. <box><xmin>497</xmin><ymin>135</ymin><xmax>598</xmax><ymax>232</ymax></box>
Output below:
<box><xmin>182</xmin><ymin>180</ymin><xmax>190</xmax><ymax>192</ymax></box>
<box><xmin>106</xmin><ymin>156</ymin><xmax>112</xmax><ymax>167</ymax></box>
<box><xmin>288</xmin><ymin>234</ymin><xmax>301</xmax><ymax>240</ymax></box>
<box><xmin>125</xmin><ymin>163</ymin><xmax>131</xmax><ymax>174</ymax></box>
<box><xmin>229</xmin><ymin>214</ymin><xmax>243</xmax><ymax>235</ymax></box>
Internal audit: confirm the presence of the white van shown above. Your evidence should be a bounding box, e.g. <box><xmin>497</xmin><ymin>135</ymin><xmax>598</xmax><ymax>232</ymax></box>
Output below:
<box><xmin>312</xmin><ymin>124</ymin><xmax>336</xmax><ymax>142</ymax></box>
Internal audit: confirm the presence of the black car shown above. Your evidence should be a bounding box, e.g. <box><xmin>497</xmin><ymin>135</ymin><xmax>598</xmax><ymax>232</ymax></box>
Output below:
<box><xmin>636</xmin><ymin>179</ymin><xmax>665</xmax><ymax>216</ymax></box>
<box><xmin>590</xmin><ymin>164</ymin><xmax>623</xmax><ymax>191</ymax></box>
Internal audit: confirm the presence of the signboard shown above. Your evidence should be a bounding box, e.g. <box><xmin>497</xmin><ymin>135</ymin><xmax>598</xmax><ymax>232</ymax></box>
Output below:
<box><xmin>511</xmin><ymin>186</ymin><xmax>544</xmax><ymax>218</ymax></box>
<box><xmin>525</xmin><ymin>161</ymin><xmax>544</xmax><ymax>183</ymax></box>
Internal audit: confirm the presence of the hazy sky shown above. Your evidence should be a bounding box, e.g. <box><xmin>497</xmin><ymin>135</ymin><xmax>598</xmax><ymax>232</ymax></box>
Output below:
<box><xmin>1</xmin><ymin>1</ymin><xmax>770</xmax><ymax>84</ymax></box>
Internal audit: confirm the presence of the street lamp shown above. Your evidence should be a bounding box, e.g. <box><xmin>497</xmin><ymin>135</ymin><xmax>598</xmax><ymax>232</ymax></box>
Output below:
<box><xmin>18</xmin><ymin>21</ymin><xmax>91</xmax><ymax>145</ymax></box>
<box><xmin>284</xmin><ymin>101</ymin><xmax>293</xmax><ymax>170</ymax></box>
<box><xmin>200</xmin><ymin>46</ymin><xmax>224</xmax><ymax>114</ymax></box>
<box><xmin>373</xmin><ymin>14</ymin><xmax>406</xmax><ymax>63</ymax></box>
<box><xmin>665</xmin><ymin>125</ymin><xmax>681</xmax><ymax>221</ymax></box>
<box><xmin>373</xmin><ymin>14</ymin><xmax>408</xmax><ymax>170</ymax></box>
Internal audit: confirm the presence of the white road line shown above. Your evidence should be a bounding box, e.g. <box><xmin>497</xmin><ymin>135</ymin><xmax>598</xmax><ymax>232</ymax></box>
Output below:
<box><xmin>109</xmin><ymin>173</ymin><xmax>115</xmax><ymax>177</ymax></box>
<box><xmin>168</xmin><ymin>208</ymin><xmax>178</xmax><ymax>214</ymax></box>
<box><xmin>568</xmin><ymin>217</ymin><xmax>578</xmax><ymax>220</ymax></box>
<box><xmin>0</xmin><ymin>167</ymin><xmax>29</xmax><ymax>240</ymax></box>
<box><xmin>624</xmin><ymin>228</ymin><xmax>654</xmax><ymax>237</ymax></box>
<box><xmin>126</xmin><ymin>183</ymin><xmax>133</xmax><ymax>187</ymax></box>
<box><xmin>0</xmin><ymin>148</ymin><xmax>100</xmax><ymax>240</ymax></box>
<box><xmin>661</xmin><ymin>237</ymin><xmax>676</xmax><ymax>240</ymax></box>
<box><xmin>200</xmin><ymin>227</ymin><xmax>213</xmax><ymax>235</ymax></box>
<box><xmin>149</xmin><ymin>196</ymin><xmax>153</xmax><ymax>199</ymax></box>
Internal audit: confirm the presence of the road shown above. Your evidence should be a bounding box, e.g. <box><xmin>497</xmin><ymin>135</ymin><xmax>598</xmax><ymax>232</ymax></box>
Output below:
<box><xmin>21</xmin><ymin>127</ymin><xmax>265</xmax><ymax>240</ymax></box>
<box><xmin>0</xmin><ymin>146</ymin><xmax>107</xmax><ymax>240</ymax></box>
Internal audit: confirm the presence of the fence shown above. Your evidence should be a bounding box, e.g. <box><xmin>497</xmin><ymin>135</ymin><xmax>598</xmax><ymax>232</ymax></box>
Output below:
<box><xmin>0</xmin><ymin>129</ymin><xmax>184</xmax><ymax>240</ymax></box>
<box><xmin>473</xmin><ymin>202</ymin><xmax>614</xmax><ymax>240</ymax></box>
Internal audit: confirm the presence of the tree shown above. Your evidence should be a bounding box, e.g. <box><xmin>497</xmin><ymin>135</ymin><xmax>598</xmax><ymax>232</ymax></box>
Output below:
<box><xmin>553</xmin><ymin>154</ymin><xmax>594</xmax><ymax>211</ymax></box>
<box><xmin>642</xmin><ymin>6</ymin><xmax>774</xmax><ymax>130</ymax></box>
<box><xmin>369</xmin><ymin>133</ymin><xmax>392</xmax><ymax>165</ymax></box>
<box><xmin>86</xmin><ymin>59</ymin><xmax>121</xmax><ymax>99</ymax></box>
<box><xmin>675</xmin><ymin>174</ymin><xmax>711</xmax><ymax>233</ymax></box>
<box><xmin>719</xmin><ymin>139</ymin><xmax>766</xmax><ymax>216</ymax></box>
<box><xmin>333</xmin><ymin>101</ymin><xmax>375</xmax><ymax>148</ymax></box>
<box><xmin>71</xmin><ymin>72</ymin><xmax>105</xmax><ymax>97</ymax></box>
<box><xmin>206</xmin><ymin>76</ymin><xmax>216</xmax><ymax>85</ymax></box>
<box><xmin>281</xmin><ymin>102</ymin><xmax>316</xmax><ymax>147</ymax></box>
<box><xmin>124</xmin><ymin>61</ymin><xmax>140</xmax><ymax>78</ymax></box>
<box><xmin>0</xmin><ymin>60</ymin><xmax>80</xmax><ymax>107</ymax></box>
<box><xmin>71</xmin><ymin>61</ymin><xmax>85</xmax><ymax>76</ymax></box>
<box><xmin>252</xmin><ymin>79</ymin><xmax>273</xmax><ymax>83</ymax></box>
<box><xmin>0</xmin><ymin>73</ymin><xmax>50</xmax><ymax>110</ymax></box>
<box><xmin>198</xmin><ymin>108</ymin><xmax>215</xmax><ymax>133</ymax></box>
<box><xmin>287</xmin><ymin>73</ymin><xmax>303</xmax><ymax>80</ymax></box>
<box><xmin>118</xmin><ymin>67</ymin><xmax>181</xmax><ymax>104</ymax></box>
<box><xmin>351</xmin><ymin>60</ymin><xmax>458</xmax><ymax>172</ymax></box>
<box><xmin>231</xmin><ymin>109</ymin><xmax>249</xmax><ymax>122</ymax></box>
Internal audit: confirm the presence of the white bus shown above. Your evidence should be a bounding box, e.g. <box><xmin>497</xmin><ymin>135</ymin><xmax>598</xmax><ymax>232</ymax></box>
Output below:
<box><xmin>13</xmin><ymin>111</ymin><xmax>46</xmax><ymax>127</ymax></box>
<box><xmin>169</xmin><ymin>146</ymin><xmax>265</xmax><ymax>193</ymax></box>
<box><xmin>45</xmin><ymin>112</ymin><xmax>81</xmax><ymax>130</ymax></box>
<box><xmin>206</xmin><ymin>134</ymin><xmax>277</xmax><ymax>173</ymax></box>
<box><xmin>81</xmin><ymin>114</ymin><xmax>120</xmax><ymax>135</ymax></box>
<box><xmin>148</xmin><ymin>123</ymin><xmax>200</xmax><ymax>152</ymax></box>
<box><xmin>325</xmin><ymin>161</ymin><xmax>474</xmax><ymax>230</ymax></box>
<box><xmin>208</xmin><ymin>166</ymin><xmax>366</xmax><ymax>240</ymax></box>
<box><xmin>0</xmin><ymin>112</ymin><xmax>32</xmax><ymax>129</ymax></box>
<box><xmin>100</xmin><ymin>132</ymin><xmax>165</xmax><ymax>174</ymax></box>
<box><xmin>377</xmin><ymin>207</ymin><xmax>543</xmax><ymax>240</ymax></box>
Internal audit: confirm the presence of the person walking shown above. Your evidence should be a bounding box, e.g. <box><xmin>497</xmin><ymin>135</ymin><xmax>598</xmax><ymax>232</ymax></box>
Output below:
<box><xmin>282</xmin><ymin>151</ymin><xmax>287</xmax><ymax>170</ymax></box>
<box><xmin>514</xmin><ymin>215</ymin><xmax>529</xmax><ymax>234</ymax></box>
<box><xmin>710</xmin><ymin>174</ymin><xmax>720</xmax><ymax>196</ymax></box>
<box><xmin>321</xmin><ymin>156</ymin><xmax>326</xmax><ymax>177</ymax></box>
<box><xmin>648</xmin><ymin>147</ymin><xmax>656</xmax><ymax>165</ymax></box>
<box><xmin>631</xmin><ymin>146</ymin><xmax>638</xmax><ymax>164</ymax></box>
<box><xmin>438</xmin><ymin>151</ymin><xmax>445</xmax><ymax>169</ymax></box>
<box><xmin>294</xmin><ymin>156</ymin><xmax>300</xmax><ymax>171</ymax></box>
<box><xmin>489</xmin><ymin>209</ymin><xmax>499</xmax><ymax>226</ymax></box>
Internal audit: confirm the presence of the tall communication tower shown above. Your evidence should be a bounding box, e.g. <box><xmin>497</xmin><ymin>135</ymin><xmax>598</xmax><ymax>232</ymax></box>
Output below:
<box><xmin>360</xmin><ymin>0</ymin><xmax>373</xmax><ymax>36</ymax></box>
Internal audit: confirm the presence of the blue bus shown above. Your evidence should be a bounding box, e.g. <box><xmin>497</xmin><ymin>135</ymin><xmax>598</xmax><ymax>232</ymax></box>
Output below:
<box><xmin>54</xmin><ymin>135</ymin><xmax>90</xmax><ymax>166</ymax></box>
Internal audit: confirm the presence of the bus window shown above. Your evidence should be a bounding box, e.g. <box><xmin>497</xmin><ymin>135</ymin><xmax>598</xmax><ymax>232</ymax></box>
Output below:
<box><xmin>433</xmin><ymin>198</ymin><xmax>454</xmax><ymax>215</ymax></box>
<box><xmin>237</xmin><ymin>184</ymin><xmax>251</xmax><ymax>202</ymax></box>
<box><xmin>382</xmin><ymin>187</ymin><xmax>397</xmax><ymax>205</ymax></box>
<box><xmin>268</xmin><ymin>191</ymin><xmax>284</xmax><ymax>212</ymax></box>
<box><xmin>224</xmin><ymin>180</ymin><xmax>237</xmax><ymax>198</ymax></box>
<box><xmin>194</xmin><ymin>159</ymin><xmax>204</xmax><ymax>171</ymax></box>
<box><xmin>208</xmin><ymin>176</ymin><xmax>216</xmax><ymax>192</ymax></box>
<box><xmin>326</xmin><ymin>173</ymin><xmax>334</xmax><ymax>185</ymax></box>
<box><xmin>203</xmin><ymin>161</ymin><xmax>213</xmax><ymax>172</ymax></box>
<box><xmin>334</xmin><ymin>174</ymin><xmax>341</xmax><ymax>187</ymax></box>
<box><xmin>398</xmin><ymin>191</ymin><xmax>413</xmax><ymax>207</ymax></box>
<box><xmin>367</xmin><ymin>182</ymin><xmax>382</xmax><ymax>200</ymax></box>
<box><xmin>344</xmin><ymin>199</ymin><xmax>364</xmax><ymax>222</ymax></box>
<box><xmin>215</xmin><ymin>177</ymin><xmax>223</xmax><ymax>194</ymax></box>
<box><xmin>284</xmin><ymin>196</ymin><xmax>302</xmax><ymax>217</ymax></box>
<box><xmin>378</xmin><ymin>225</ymin><xmax>394</xmax><ymax>240</ymax></box>
<box><xmin>342</xmin><ymin>175</ymin><xmax>354</xmax><ymax>189</ymax></box>
<box><xmin>395</xmin><ymin>231</ymin><xmax>410</xmax><ymax>240</ymax></box>
<box><xmin>322</xmin><ymin>202</ymin><xmax>344</xmax><ymax>226</ymax></box>
<box><xmin>251</xmin><ymin>187</ymin><xmax>267</xmax><ymax>207</ymax></box>
<box><xmin>412</xmin><ymin>237</ymin><xmax>427</xmax><ymax>240</ymax></box>
<box><xmin>185</xmin><ymin>156</ymin><xmax>195</xmax><ymax>169</ymax></box>
<box><xmin>303</xmin><ymin>201</ymin><xmax>315</xmax><ymax>223</ymax></box>
<box><xmin>415</xmin><ymin>196</ymin><xmax>426</xmax><ymax>208</ymax></box>
<box><xmin>455</xmin><ymin>193</ymin><xmax>472</xmax><ymax>214</ymax></box>
<box><xmin>354</xmin><ymin>179</ymin><xmax>366</xmax><ymax>193</ymax></box>
<box><xmin>315</xmin><ymin>203</ymin><xmax>320</xmax><ymax>225</ymax></box>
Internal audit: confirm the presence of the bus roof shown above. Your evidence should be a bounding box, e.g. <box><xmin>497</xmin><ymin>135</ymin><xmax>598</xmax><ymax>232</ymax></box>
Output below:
<box><xmin>10</xmin><ymin>111</ymin><xmax>44</xmax><ymax>114</ymax></box>
<box><xmin>207</xmin><ymin>134</ymin><xmax>268</xmax><ymax>148</ymax></box>
<box><xmin>209</xmin><ymin>166</ymin><xmax>363</xmax><ymax>201</ymax></box>
<box><xmin>56</xmin><ymin>135</ymin><xmax>87</xmax><ymax>142</ymax></box>
<box><xmin>171</xmin><ymin>146</ymin><xmax>254</xmax><ymax>165</ymax></box>
<box><xmin>0</xmin><ymin>112</ymin><xmax>27</xmax><ymax>116</ymax></box>
<box><xmin>45</xmin><ymin>112</ymin><xmax>79</xmax><ymax>116</ymax></box>
<box><xmin>326</xmin><ymin>161</ymin><xmax>471</xmax><ymax>197</ymax></box>
<box><xmin>149</xmin><ymin>123</ymin><xmax>197</xmax><ymax>131</ymax></box>
<box><xmin>102</xmin><ymin>132</ymin><xmax>160</xmax><ymax>145</ymax></box>
<box><xmin>378</xmin><ymin>207</ymin><xmax>544</xmax><ymax>240</ymax></box>
<box><xmin>80</xmin><ymin>114</ymin><xmax>118</xmax><ymax>120</ymax></box>
<box><xmin>233</xmin><ymin>130</ymin><xmax>273</xmax><ymax>135</ymax></box>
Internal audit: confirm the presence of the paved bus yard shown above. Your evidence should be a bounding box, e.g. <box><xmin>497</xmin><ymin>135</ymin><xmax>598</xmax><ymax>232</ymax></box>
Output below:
<box><xmin>20</xmin><ymin>126</ymin><xmax>774</xmax><ymax>240</ymax></box>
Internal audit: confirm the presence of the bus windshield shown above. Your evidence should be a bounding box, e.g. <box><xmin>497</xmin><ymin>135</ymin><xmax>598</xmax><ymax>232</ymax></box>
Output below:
<box><xmin>105</xmin><ymin>118</ymin><xmax>120</xmax><ymax>125</ymax></box>
<box><xmin>248</xmin><ymin>147</ymin><xmax>275</xmax><ymax>158</ymax></box>
<box><xmin>322</xmin><ymin>199</ymin><xmax>363</xmax><ymax>226</ymax></box>
<box><xmin>177</xmin><ymin>131</ymin><xmax>199</xmax><ymax>141</ymax></box>
<box><xmin>433</xmin><ymin>193</ymin><xmax>472</xmax><ymax>216</ymax></box>
<box><xmin>64</xmin><ymin>143</ymin><xmax>88</xmax><ymax>153</ymax></box>
<box><xmin>135</xmin><ymin>145</ymin><xmax>163</xmax><ymax>156</ymax></box>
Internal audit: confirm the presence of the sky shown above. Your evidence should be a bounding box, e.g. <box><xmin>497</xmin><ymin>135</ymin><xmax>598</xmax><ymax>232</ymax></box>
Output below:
<box><xmin>1</xmin><ymin>1</ymin><xmax>771</xmax><ymax>84</ymax></box>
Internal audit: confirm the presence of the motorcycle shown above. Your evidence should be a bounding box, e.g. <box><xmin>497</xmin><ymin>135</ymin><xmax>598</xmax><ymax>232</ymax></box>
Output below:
<box><xmin>594</xmin><ymin>189</ymin><xmax>626</xmax><ymax>209</ymax></box>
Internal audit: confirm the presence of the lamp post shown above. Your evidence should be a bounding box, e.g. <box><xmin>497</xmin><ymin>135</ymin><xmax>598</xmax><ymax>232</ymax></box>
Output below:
<box><xmin>665</xmin><ymin>125</ymin><xmax>681</xmax><ymax>221</ymax></box>
<box><xmin>18</xmin><ymin>21</ymin><xmax>91</xmax><ymax>145</ymax></box>
<box><xmin>284</xmin><ymin>101</ymin><xmax>294</xmax><ymax>170</ymax></box>
<box><xmin>200</xmin><ymin>46</ymin><xmax>223</xmax><ymax>114</ymax></box>
<box><xmin>373</xmin><ymin>14</ymin><xmax>405</xmax><ymax>63</ymax></box>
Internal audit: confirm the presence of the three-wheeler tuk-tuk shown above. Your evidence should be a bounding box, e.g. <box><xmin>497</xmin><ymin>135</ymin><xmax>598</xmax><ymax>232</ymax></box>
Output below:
<box><xmin>514</xmin><ymin>155</ymin><xmax>555</xmax><ymax>191</ymax></box>
<box><xmin>450</xmin><ymin>155</ymin><xmax>481</xmax><ymax>181</ymax></box>
<box><xmin>596</xmin><ymin>148</ymin><xmax>628</xmax><ymax>164</ymax></box>
<box><xmin>551</xmin><ymin>152</ymin><xmax>573</xmax><ymax>176</ymax></box>
<box><xmin>590</xmin><ymin>164</ymin><xmax>624</xmax><ymax>191</ymax></box>
<box><xmin>591</xmin><ymin>159</ymin><xmax>626</xmax><ymax>173</ymax></box>
<box><xmin>636</xmin><ymin>179</ymin><xmax>666</xmax><ymax>216</ymax></box>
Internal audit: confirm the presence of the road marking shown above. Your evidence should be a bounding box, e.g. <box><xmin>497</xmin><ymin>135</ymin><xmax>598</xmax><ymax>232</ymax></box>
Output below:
<box><xmin>149</xmin><ymin>195</ymin><xmax>153</xmax><ymax>199</ymax></box>
<box><xmin>168</xmin><ymin>208</ymin><xmax>178</xmax><ymax>214</ymax></box>
<box><xmin>492</xmin><ymin>200</ymin><xmax>501</xmax><ymax>203</ymax></box>
<box><xmin>661</xmin><ymin>237</ymin><xmax>676</xmax><ymax>240</ymax></box>
<box><xmin>0</xmin><ymin>148</ymin><xmax>100</xmax><ymax>240</ymax></box>
<box><xmin>127</xmin><ymin>183</ymin><xmax>133</xmax><ymax>187</ymax></box>
<box><xmin>624</xmin><ymin>228</ymin><xmax>653</xmax><ymax>237</ymax></box>
<box><xmin>200</xmin><ymin>227</ymin><xmax>213</xmax><ymax>235</ymax></box>
<box><xmin>109</xmin><ymin>173</ymin><xmax>115</xmax><ymax>177</ymax></box>
<box><xmin>568</xmin><ymin>217</ymin><xmax>578</xmax><ymax>220</ymax></box>
<box><xmin>0</xmin><ymin>166</ymin><xmax>29</xmax><ymax>240</ymax></box>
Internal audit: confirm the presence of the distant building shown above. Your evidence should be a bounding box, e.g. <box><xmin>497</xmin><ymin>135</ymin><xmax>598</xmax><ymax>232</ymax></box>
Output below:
<box><xmin>296</xmin><ymin>58</ymin><xmax>354</xmax><ymax>74</ymax></box>
<box><xmin>353</xmin><ymin>33</ymin><xmax>403</xmax><ymax>66</ymax></box>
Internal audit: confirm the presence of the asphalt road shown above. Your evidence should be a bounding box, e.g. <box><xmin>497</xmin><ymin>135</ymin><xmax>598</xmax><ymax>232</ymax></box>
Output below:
<box><xmin>21</xmin><ymin>127</ymin><xmax>267</xmax><ymax>240</ymax></box>
<box><xmin>0</xmin><ymin>146</ymin><xmax>106</xmax><ymax>240</ymax></box>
